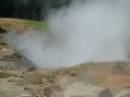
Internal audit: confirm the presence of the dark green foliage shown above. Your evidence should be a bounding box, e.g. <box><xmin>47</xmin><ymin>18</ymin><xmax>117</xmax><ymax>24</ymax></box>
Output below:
<box><xmin>0</xmin><ymin>0</ymin><xmax>72</xmax><ymax>20</ymax></box>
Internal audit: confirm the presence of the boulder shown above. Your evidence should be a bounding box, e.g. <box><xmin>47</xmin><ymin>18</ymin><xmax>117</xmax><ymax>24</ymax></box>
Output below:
<box><xmin>115</xmin><ymin>89</ymin><xmax>130</xmax><ymax>97</ymax></box>
<box><xmin>64</xmin><ymin>81</ymin><xmax>113</xmax><ymax>97</ymax></box>
<box><xmin>1</xmin><ymin>51</ymin><xmax>37</xmax><ymax>70</ymax></box>
<box><xmin>0</xmin><ymin>27</ymin><xmax>6</xmax><ymax>33</ymax></box>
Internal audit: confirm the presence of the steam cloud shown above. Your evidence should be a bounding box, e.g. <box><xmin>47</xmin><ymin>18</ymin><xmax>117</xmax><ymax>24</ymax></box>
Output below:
<box><xmin>5</xmin><ymin>0</ymin><xmax>130</xmax><ymax>67</ymax></box>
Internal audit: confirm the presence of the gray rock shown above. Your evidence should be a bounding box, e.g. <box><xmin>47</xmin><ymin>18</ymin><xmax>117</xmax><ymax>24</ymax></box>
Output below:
<box><xmin>1</xmin><ymin>52</ymin><xmax>37</xmax><ymax>70</ymax></box>
<box><xmin>18</xmin><ymin>93</ymin><xmax>32</xmax><ymax>97</ymax></box>
<box><xmin>115</xmin><ymin>89</ymin><xmax>130</xmax><ymax>97</ymax></box>
<box><xmin>51</xmin><ymin>90</ymin><xmax>64</xmax><ymax>97</ymax></box>
<box><xmin>64</xmin><ymin>81</ymin><xmax>113</xmax><ymax>97</ymax></box>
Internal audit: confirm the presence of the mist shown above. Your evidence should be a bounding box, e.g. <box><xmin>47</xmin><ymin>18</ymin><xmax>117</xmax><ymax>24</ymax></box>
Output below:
<box><xmin>5</xmin><ymin>0</ymin><xmax>130</xmax><ymax>67</ymax></box>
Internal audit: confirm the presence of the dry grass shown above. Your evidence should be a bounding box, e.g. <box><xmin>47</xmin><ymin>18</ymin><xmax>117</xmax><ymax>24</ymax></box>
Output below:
<box><xmin>0</xmin><ymin>18</ymin><xmax>26</xmax><ymax>31</ymax></box>
<box><xmin>0</xmin><ymin>18</ymin><xmax>47</xmax><ymax>32</ymax></box>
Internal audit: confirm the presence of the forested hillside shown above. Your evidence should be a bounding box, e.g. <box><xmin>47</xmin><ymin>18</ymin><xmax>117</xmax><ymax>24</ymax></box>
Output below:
<box><xmin>0</xmin><ymin>0</ymin><xmax>72</xmax><ymax>20</ymax></box>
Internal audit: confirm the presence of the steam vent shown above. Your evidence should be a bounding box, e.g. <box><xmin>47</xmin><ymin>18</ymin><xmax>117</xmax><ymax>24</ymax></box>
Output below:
<box><xmin>1</xmin><ymin>0</ymin><xmax>130</xmax><ymax>97</ymax></box>
<box><xmin>0</xmin><ymin>27</ymin><xmax>36</xmax><ymax>70</ymax></box>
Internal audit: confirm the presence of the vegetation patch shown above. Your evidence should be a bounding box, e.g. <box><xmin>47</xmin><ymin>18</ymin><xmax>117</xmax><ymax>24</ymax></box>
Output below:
<box><xmin>0</xmin><ymin>18</ymin><xmax>48</xmax><ymax>32</ymax></box>
<box><xmin>24</xmin><ymin>20</ymin><xmax>48</xmax><ymax>31</ymax></box>
<box><xmin>0</xmin><ymin>71</ymin><xmax>14</xmax><ymax>78</ymax></box>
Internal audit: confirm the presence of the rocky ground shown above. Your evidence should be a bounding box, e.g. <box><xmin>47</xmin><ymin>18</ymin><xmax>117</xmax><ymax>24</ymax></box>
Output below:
<box><xmin>0</xmin><ymin>18</ymin><xmax>130</xmax><ymax>97</ymax></box>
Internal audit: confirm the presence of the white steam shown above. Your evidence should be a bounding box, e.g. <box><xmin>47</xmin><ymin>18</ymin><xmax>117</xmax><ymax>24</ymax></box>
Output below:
<box><xmin>5</xmin><ymin>0</ymin><xmax>130</xmax><ymax>67</ymax></box>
